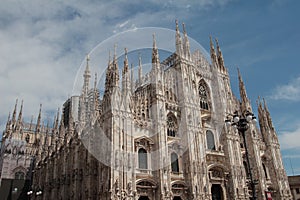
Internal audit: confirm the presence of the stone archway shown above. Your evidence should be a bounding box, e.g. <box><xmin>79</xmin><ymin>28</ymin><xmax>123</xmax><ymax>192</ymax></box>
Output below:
<box><xmin>211</xmin><ymin>184</ymin><xmax>223</xmax><ymax>200</ymax></box>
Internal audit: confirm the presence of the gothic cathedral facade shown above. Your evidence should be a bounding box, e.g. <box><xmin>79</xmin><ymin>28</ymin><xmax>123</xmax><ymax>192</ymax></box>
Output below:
<box><xmin>0</xmin><ymin>21</ymin><xmax>292</xmax><ymax>200</ymax></box>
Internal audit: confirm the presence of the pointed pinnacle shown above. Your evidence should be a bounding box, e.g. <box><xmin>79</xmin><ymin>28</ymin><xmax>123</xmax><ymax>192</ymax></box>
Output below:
<box><xmin>210</xmin><ymin>35</ymin><xmax>214</xmax><ymax>47</ymax></box>
<box><xmin>182</xmin><ymin>22</ymin><xmax>186</xmax><ymax>34</ymax></box>
<box><xmin>153</xmin><ymin>33</ymin><xmax>157</xmax><ymax>49</ymax></box>
<box><xmin>108</xmin><ymin>50</ymin><xmax>112</xmax><ymax>65</ymax></box>
<box><xmin>114</xmin><ymin>43</ymin><xmax>117</xmax><ymax>60</ymax></box>
<box><xmin>12</xmin><ymin>99</ymin><xmax>18</xmax><ymax>123</ymax></box>
<box><xmin>123</xmin><ymin>48</ymin><xmax>129</xmax><ymax>74</ymax></box>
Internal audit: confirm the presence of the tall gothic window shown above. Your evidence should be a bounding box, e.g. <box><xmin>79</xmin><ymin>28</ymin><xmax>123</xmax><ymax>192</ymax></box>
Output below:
<box><xmin>199</xmin><ymin>80</ymin><xmax>209</xmax><ymax>110</ymax></box>
<box><xmin>206</xmin><ymin>130</ymin><xmax>215</xmax><ymax>150</ymax></box>
<box><xmin>171</xmin><ymin>152</ymin><xmax>179</xmax><ymax>173</ymax></box>
<box><xmin>167</xmin><ymin>113</ymin><xmax>178</xmax><ymax>137</ymax></box>
<box><xmin>138</xmin><ymin>148</ymin><xmax>148</xmax><ymax>169</ymax></box>
<box><xmin>15</xmin><ymin>171</ymin><xmax>25</xmax><ymax>180</ymax></box>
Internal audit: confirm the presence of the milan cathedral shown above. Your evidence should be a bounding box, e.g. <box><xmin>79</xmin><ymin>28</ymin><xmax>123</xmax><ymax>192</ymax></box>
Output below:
<box><xmin>0</xmin><ymin>21</ymin><xmax>292</xmax><ymax>200</ymax></box>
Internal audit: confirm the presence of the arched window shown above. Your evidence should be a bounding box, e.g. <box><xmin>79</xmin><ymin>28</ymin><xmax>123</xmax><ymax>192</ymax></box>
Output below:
<box><xmin>138</xmin><ymin>148</ymin><xmax>148</xmax><ymax>169</ymax></box>
<box><xmin>206</xmin><ymin>130</ymin><xmax>215</xmax><ymax>150</ymax></box>
<box><xmin>171</xmin><ymin>152</ymin><xmax>179</xmax><ymax>173</ymax></box>
<box><xmin>25</xmin><ymin>134</ymin><xmax>30</xmax><ymax>143</ymax></box>
<box><xmin>15</xmin><ymin>171</ymin><xmax>25</xmax><ymax>180</ymax></box>
<box><xmin>262</xmin><ymin>163</ymin><xmax>268</xmax><ymax>179</ymax></box>
<box><xmin>167</xmin><ymin>113</ymin><xmax>178</xmax><ymax>137</ymax></box>
<box><xmin>199</xmin><ymin>81</ymin><xmax>209</xmax><ymax>110</ymax></box>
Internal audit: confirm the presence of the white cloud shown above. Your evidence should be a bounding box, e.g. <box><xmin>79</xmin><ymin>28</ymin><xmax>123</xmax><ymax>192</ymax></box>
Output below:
<box><xmin>270</xmin><ymin>76</ymin><xmax>300</xmax><ymax>101</ymax></box>
<box><xmin>279</xmin><ymin>125</ymin><xmax>300</xmax><ymax>149</ymax></box>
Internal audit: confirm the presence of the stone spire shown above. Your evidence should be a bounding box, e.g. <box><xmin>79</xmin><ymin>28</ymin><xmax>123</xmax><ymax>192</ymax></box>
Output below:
<box><xmin>53</xmin><ymin>108</ymin><xmax>60</xmax><ymax>131</ymax></box>
<box><xmin>111</xmin><ymin>44</ymin><xmax>120</xmax><ymax>87</ymax></box>
<box><xmin>11</xmin><ymin>99</ymin><xmax>18</xmax><ymax>127</ymax></box>
<box><xmin>93</xmin><ymin>72</ymin><xmax>98</xmax><ymax>116</ymax></box>
<box><xmin>182</xmin><ymin>22</ymin><xmax>191</xmax><ymax>60</ymax></box>
<box><xmin>138</xmin><ymin>53</ymin><xmax>142</xmax><ymax>84</ymax></box>
<box><xmin>68</xmin><ymin>105</ymin><xmax>74</xmax><ymax>131</ymax></box>
<box><xmin>94</xmin><ymin>73</ymin><xmax>98</xmax><ymax>90</ymax></box>
<box><xmin>104</xmin><ymin>51</ymin><xmax>112</xmax><ymax>92</ymax></box>
<box><xmin>175</xmin><ymin>20</ymin><xmax>183</xmax><ymax>57</ymax></box>
<box><xmin>123</xmin><ymin>48</ymin><xmax>129</xmax><ymax>73</ymax></box>
<box><xmin>16</xmin><ymin>100</ymin><xmax>23</xmax><ymax>130</ymax></box>
<box><xmin>122</xmin><ymin>48</ymin><xmax>131</xmax><ymax>92</ymax></box>
<box><xmin>210</xmin><ymin>36</ymin><xmax>218</xmax><ymax>66</ymax></box>
<box><xmin>36</xmin><ymin>104</ymin><xmax>42</xmax><ymax>133</ymax></box>
<box><xmin>43</xmin><ymin>119</ymin><xmax>50</xmax><ymax>152</ymax></box>
<box><xmin>83</xmin><ymin>54</ymin><xmax>91</xmax><ymax>97</ymax></box>
<box><xmin>131</xmin><ymin>63</ymin><xmax>135</xmax><ymax>93</ymax></box>
<box><xmin>238</xmin><ymin>69</ymin><xmax>251</xmax><ymax>112</ymax></box>
<box><xmin>29</xmin><ymin>115</ymin><xmax>34</xmax><ymax>131</ymax></box>
<box><xmin>58</xmin><ymin>115</ymin><xmax>66</xmax><ymax>145</ymax></box>
<box><xmin>152</xmin><ymin>33</ymin><xmax>160</xmax><ymax>67</ymax></box>
<box><xmin>5</xmin><ymin>112</ymin><xmax>11</xmax><ymax>131</ymax></box>
<box><xmin>215</xmin><ymin>38</ymin><xmax>225</xmax><ymax>72</ymax></box>
<box><xmin>263</xmin><ymin>98</ymin><xmax>274</xmax><ymax>130</ymax></box>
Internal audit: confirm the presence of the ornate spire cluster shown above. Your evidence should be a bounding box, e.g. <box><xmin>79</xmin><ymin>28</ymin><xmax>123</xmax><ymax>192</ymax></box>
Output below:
<box><xmin>209</xmin><ymin>36</ymin><xmax>226</xmax><ymax>73</ymax></box>
<box><xmin>257</xmin><ymin>97</ymin><xmax>279</xmax><ymax>147</ymax></box>
<box><xmin>175</xmin><ymin>20</ymin><xmax>191</xmax><ymax>60</ymax></box>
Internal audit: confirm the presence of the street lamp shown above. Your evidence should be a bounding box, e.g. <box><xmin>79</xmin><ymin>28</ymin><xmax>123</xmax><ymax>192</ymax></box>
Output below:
<box><xmin>27</xmin><ymin>190</ymin><xmax>33</xmax><ymax>200</ymax></box>
<box><xmin>225</xmin><ymin>110</ymin><xmax>257</xmax><ymax>200</ymax></box>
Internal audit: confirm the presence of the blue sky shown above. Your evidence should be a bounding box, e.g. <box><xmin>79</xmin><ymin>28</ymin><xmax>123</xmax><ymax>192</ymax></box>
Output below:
<box><xmin>0</xmin><ymin>0</ymin><xmax>299</xmax><ymax>175</ymax></box>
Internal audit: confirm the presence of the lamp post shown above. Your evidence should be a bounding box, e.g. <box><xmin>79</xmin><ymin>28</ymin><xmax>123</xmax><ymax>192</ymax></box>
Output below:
<box><xmin>225</xmin><ymin>111</ymin><xmax>257</xmax><ymax>200</ymax></box>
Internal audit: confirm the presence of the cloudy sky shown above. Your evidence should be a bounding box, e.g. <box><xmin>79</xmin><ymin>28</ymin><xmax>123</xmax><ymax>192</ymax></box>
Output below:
<box><xmin>0</xmin><ymin>0</ymin><xmax>299</xmax><ymax>175</ymax></box>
